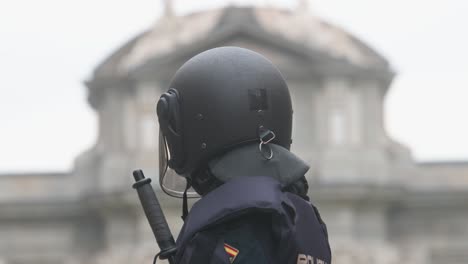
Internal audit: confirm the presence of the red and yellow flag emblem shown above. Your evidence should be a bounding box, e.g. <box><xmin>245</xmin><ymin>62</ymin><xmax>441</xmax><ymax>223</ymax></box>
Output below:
<box><xmin>224</xmin><ymin>243</ymin><xmax>239</xmax><ymax>263</ymax></box>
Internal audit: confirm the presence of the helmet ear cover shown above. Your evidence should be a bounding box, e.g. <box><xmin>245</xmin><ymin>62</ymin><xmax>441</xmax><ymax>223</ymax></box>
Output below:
<box><xmin>157</xmin><ymin>88</ymin><xmax>184</xmax><ymax>171</ymax></box>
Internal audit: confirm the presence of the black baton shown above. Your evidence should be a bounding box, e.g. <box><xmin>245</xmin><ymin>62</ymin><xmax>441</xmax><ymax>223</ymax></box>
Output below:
<box><xmin>132</xmin><ymin>169</ymin><xmax>177</xmax><ymax>263</ymax></box>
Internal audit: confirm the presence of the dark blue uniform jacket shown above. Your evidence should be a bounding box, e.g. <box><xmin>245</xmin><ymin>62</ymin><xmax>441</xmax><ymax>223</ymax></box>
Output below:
<box><xmin>175</xmin><ymin>176</ymin><xmax>331</xmax><ymax>264</ymax></box>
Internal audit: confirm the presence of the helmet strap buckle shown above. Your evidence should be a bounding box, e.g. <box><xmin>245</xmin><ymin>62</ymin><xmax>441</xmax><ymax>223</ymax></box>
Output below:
<box><xmin>258</xmin><ymin>127</ymin><xmax>276</xmax><ymax>160</ymax></box>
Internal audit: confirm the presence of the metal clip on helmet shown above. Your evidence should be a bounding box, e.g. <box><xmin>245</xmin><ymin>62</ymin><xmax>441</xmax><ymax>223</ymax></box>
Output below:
<box><xmin>157</xmin><ymin>47</ymin><xmax>293</xmax><ymax>197</ymax></box>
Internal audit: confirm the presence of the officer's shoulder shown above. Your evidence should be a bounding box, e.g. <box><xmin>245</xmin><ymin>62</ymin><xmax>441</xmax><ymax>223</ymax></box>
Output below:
<box><xmin>222</xmin><ymin>213</ymin><xmax>275</xmax><ymax>264</ymax></box>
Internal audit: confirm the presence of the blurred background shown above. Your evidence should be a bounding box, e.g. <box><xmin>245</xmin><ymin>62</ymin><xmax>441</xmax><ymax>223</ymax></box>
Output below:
<box><xmin>0</xmin><ymin>0</ymin><xmax>467</xmax><ymax>263</ymax></box>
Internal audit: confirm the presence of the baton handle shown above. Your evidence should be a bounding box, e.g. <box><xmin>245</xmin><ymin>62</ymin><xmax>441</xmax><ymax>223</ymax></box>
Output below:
<box><xmin>132</xmin><ymin>169</ymin><xmax>176</xmax><ymax>263</ymax></box>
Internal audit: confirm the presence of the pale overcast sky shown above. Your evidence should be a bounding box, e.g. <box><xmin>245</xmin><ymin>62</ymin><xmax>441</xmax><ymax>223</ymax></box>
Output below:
<box><xmin>0</xmin><ymin>0</ymin><xmax>467</xmax><ymax>173</ymax></box>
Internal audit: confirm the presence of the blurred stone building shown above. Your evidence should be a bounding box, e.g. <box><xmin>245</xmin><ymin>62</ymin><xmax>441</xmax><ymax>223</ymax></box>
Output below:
<box><xmin>1</xmin><ymin>4</ymin><xmax>468</xmax><ymax>264</ymax></box>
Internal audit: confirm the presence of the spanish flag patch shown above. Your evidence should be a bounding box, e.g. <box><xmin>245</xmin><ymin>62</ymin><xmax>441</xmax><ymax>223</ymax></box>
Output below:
<box><xmin>224</xmin><ymin>243</ymin><xmax>239</xmax><ymax>263</ymax></box>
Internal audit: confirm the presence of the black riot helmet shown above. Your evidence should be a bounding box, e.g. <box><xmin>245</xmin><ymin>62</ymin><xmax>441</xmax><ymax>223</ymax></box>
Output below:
<box><xmin>157</xmin><ymin>47</ymin><xmax>293</xmax><ymax>197</ymax></box>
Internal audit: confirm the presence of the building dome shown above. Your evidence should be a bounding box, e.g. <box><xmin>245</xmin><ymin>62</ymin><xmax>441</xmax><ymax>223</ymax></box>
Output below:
<box><xmin>90</xmin><ymin>6</ymin><xmax>392</xmax><ymax>82</ymax></box>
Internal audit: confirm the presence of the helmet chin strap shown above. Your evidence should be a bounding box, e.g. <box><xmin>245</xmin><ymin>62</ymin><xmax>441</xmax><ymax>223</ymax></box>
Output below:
<box><xmin>181</xmin><ymin>178</ymin><xmax>192</xmax><ymax>221</ymax></box>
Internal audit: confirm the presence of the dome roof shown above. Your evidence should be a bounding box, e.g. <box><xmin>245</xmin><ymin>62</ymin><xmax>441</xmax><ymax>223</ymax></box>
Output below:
<box><xmin>91</xmin><ymin>6</ymin><xmax>391</xmax><ymax>80</ymax></box>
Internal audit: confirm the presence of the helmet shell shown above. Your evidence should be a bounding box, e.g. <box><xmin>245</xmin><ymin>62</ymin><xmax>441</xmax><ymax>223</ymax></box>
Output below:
<box><xmin>158</xmin><ymin>47</ymin><xmax>293</xmax><ymax>177</ymax></box>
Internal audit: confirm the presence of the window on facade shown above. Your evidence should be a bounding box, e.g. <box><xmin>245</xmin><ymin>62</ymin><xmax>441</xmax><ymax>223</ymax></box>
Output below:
<box><xmin>330</xmin><ymin>109</ymin><xmax>345</xmax><ymax>145</ymax></box>
<box><xmin>349</xmin><ymin>91</ymin><xmax>361</xmax><ymax>145</ymax></box>
<box><xmin>326</xmin><ymin>81</ymin><xmax>362</xmax><ymax>146</ymax></box>
<box><xmin>141</xmin><ymin>115</ymin><xmax>157</xmax><ymax>151</ymax></box>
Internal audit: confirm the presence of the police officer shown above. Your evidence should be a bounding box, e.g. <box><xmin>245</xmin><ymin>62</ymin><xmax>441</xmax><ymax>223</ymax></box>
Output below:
<box><xmin>156</xmin><ymin>47</ymin><xmax>331</xmax><ymax>264</ymax></box>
